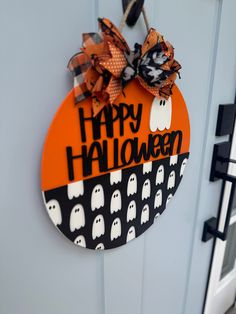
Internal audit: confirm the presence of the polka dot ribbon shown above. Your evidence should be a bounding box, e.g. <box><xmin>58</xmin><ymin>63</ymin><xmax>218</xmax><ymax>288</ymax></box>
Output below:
<box><xmin>68</xmin><ymin>18</ymin><xmax>181</xmax><ymax>116</ymax></box>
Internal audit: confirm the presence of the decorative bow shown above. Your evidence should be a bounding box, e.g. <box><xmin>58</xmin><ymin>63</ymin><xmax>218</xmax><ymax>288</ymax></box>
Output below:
<box><xmin>68</xmin><ymin>18</ymin><xmax>181</xmax><ymax>116</ymax></box>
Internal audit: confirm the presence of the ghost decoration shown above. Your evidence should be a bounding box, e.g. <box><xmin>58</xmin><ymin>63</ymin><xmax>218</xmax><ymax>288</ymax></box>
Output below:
<box><xmin>95</xmin><ymin>243</ymin><xmax>105</xmax><ymax>250</ymax></box>
<box><xmin>91</xmin><ymin>184</ymin><xmax>104</xmax><ymax>211</ymax></box>
<box><xmin>149</xmin><ymin>97</ymin><xmax>172</xmax><ymax>132</ymax></box>
<box><xmin>92</xmin><ymin>214</ymin><xmax>105</xmax><ymax>240</ymax></box>
<box><xmin>110</xmin><ymin>218</ymin><xmax>122</xmax><ymax>241</ymax></box>
<box><xmin>156</xmin><ymin>165</ymin><xmax>164</xmax><ymax>185</ymax></box>
<box><xmin>67</xmin><ymin>180</ymin><xmax>84</xmax><ymax>200</ymax></box>
<box><xmin>143</xmin><ymin>161</ymin><xmax>152</xmax><ymax>174</ymax></box>
<box><xmin>127</xmin><ymin>173</ymin><xmax>137</xmax><ymax>196</ymax></box>
<box><xmin>141</xmin><ymin>204</ymin><xmax>150</xmax><ymax>225</ymax></box>
<box><xmin>167</xmin><ymin>171</ymin><xmax>176</xmax><ymax>189</ymax></box>
<box><xmin>154</xmin><ymin>189</ymin><xmax>162</xmax><ymax>209</ymax></box>
<box><xmin>46</xmin><ymin>199</ymin><xmax>62</xmax><ymax>226</ymax></box>
<box><xmin>166</xmin><ymin>194</ymin><xmax>173</xmax><ymax>206</ymax></box>
<box><xmin>110</xmin><ymin>169</ymin><xmax>122</xmax><ymax>185</ymax></box>
<box><xmin>69</xmin><ymin>204</ymin><xmax>85</xmax><ymax>232</ymax></box>
<box><xmin>180</xmin><ymin>158</ymin><xmax>188</xmax><ymax>176</ymax></box>
<box><xmin>127</xmin><ymin>200</ymin><xmax>137</xmax><ymax>222</ymax></box>
<box><xmin>74</xmin><ymin>235</ymin><xmax>86</xmax><ymax>248</ymax></box>
<box><xmin>110</xmin><ymin>189</ymin><xmax>122</xmax><ymax>214</ymax></box>
<box><xmin>126</xmin><ymin>226</ymin><xmax>136</xmax><ymax>243</ymax></box>
<box><xmin>170</xmin><ymin>155</ymin><xmax>178</xmax><ymax>166</ymax></box>
<box><xmin>142</xmin><ymin>179</ymin><xmax>151</xmax><ymax>200</ymax></box>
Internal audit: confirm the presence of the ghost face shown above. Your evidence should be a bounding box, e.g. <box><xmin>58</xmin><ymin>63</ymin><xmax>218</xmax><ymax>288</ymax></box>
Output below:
<box><xmin>91</xmin><ymin>184</ymin><xmax>104</xmax><ymax>211</ymax></box>
<box><xmin>110</xmin><ymin>169</ymin><xmax>122</xmax><ymax>185</ymax></box>
<box><xmin>127</xmin><ymin>200</ymin><xmax>137</xmax><ymax>222</ymax></box>
<box><xmin>143</xmin><ymin>161</ymin><xmax>152</xmax><ymax>174</ymax></box>
<box><xmin>110</xmin><ymin>218</ymin><xmax>122</xmax><ymax>241</ymax></box>
<box><xmin>110</xmin><ymin>189</ymin><xmax>122</xmax><ymax>214</ymax></box>
<box><xmin>142</xmin><ymin>179</ymin><xmax>151</xmax><ymax>200</ymax></box>
<box><xmin>69</xmin><ymin>204</ymin><xmax>85</xmax><ymax>232</ymax></box>
<box><xmin>180</xmin><ymin>158</ymin><xmax>188</xmax><ymax>176</ymax></box>
<box><xmin>74</xmin><ymin>235</ymin><xmax>86</xmax><ymax>248</ymax></box>
<box><xmin>170</xmin><ymin>155</ymin><xmax>178</xmax><ymax>166</ymax></box>
<box><xmin>92</xmin><ymin>214</ymin><xmax>105</xmax><ymax>240</ymax></box>
<box><xmin>166</xmin><ymin>194</ymin><xmax>173</xmax><ymax>206</ymax></box>
<box><xmin>167</xmin><ymin>171</ymin><xmax>176</xmax><ymax>189</ymax></box>
<box><xmin>141</xmin><ymin>204</ymin><xmax>150</xmax><ymax>225</ymax></box>
<box><xmin>95</xmin><ymin>243</ymin><xmax>105</xmax><ymax>250</ymax></box>
<box><xmin>149</xmin><ymin>97</ymin><xmax>172</xmax><ymax>132</ymax></box>
<box><xmin>46</xmin><ymin>199</ymin><xmax>62</xmax><ymax>226</ymax></box>
<box><xmin>156</xmin><ymin>165</ymin><xmax>164</xmax><ymax>185</ymax></box>
<box><xmin>126</xmin><ymin>226</ymin><xmax>136</xmax><ymax>243</ymax></box>
<box><xmin>127</xmin><ymin>173</ymin><xmax>137</xmax><ymax>196</ymax></box>
<box><xmin>154</xmin><ymin>189</ymin><xmax>162</xmax><ymax>209</ymax></box>
<box><xmin>67</xmin><ymin>180</ymin><xmax>84</xmax><ymax>200</ymax></box>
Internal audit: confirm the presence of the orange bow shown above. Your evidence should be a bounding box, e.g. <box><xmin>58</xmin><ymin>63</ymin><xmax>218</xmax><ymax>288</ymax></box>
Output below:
<box><xmin>68</xmin><ymin>18</ymin><xmax>181</xmax><ymax>116</ymax></box>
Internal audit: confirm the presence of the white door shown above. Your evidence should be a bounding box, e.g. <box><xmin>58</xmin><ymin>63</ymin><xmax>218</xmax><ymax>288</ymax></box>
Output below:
<box><xmin>204</xmin><ymin>118</ymin><xmax>236</xmax><ymax>314</ymax></box>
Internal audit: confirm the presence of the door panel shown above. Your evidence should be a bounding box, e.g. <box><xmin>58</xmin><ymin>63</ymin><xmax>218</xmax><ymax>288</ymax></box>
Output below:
<box><xmin>0</xmin><ymin>1</ymin><xmax>104</xmax><ymax>314</ymax></box>
<box><xmin>0</xmin><ymin>0</ymin><xmax>236</xmax><ymax>314</ymax></box>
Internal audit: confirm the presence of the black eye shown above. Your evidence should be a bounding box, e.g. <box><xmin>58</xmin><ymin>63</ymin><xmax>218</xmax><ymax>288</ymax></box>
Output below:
<box><xmin>163</xmin><ymin>100</ymin><xmax>166</xmax><ymax>106</ymax></box>
<box><xmin>160</xmin><ymin>100</ymin><xmax>162</xmax><ymax>106</ymax></box>
<box><xmin>49</xmin><ymin>206</ymin><xmax>52</xmax><ymax>210</ymax></box>
<box><xmin>98</xmin><ymin>188</ymin><xmax>100</xmax><ymax>192</ymax></box>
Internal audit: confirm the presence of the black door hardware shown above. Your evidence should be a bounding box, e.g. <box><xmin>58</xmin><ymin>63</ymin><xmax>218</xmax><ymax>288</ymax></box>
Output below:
<box><xmin>202</xmin><ymin>103</ymin><xmax>236</xmax><ymax>242</ymax></box>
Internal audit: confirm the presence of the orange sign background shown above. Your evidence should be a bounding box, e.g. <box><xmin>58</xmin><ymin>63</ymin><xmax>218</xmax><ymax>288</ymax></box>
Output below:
<box><xmin>41</xmin><ymin>80</ymin><xmax>190</xmax><ymax>191</ymax></box>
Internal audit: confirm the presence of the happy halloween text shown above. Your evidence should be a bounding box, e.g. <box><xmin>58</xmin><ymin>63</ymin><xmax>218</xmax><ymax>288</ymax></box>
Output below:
<box><xmin>66</xmin><ymin>103</ymin><xmax>182</xmax><ymax>181</ymax></box>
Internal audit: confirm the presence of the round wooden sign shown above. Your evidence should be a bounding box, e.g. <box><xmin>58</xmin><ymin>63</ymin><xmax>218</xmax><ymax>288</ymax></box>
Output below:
<box><xmin>41</xmin><ymin>79</ymin><xmax>190</xmax><ymax>249</ymax></box>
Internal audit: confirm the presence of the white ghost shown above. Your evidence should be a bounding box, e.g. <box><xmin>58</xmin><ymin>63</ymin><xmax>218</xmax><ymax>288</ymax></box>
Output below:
<box><xmin>142</xmin><ymin>179</ymin><xmax>151</xmax><ymax>200</ymax></box>
<box><xmin>127</xmin><ymin>200</ymin><xmax>137</xmax><ymax>222</ymax></box>
<box><xmin>154</xmin><ymin>189</ymin><xmax>162</xmax><ymax>208</ymax></box>
<box><xmin>167</xmin><ymin>170</ymin><xmax>176</xmax><ymax>189</ymax></box>
<box><xmin>141</xmin><ymin>204</ymin><xmax>150</xmax><ymax>225</ymax></box>
<box><xmin>180</xmin><ymin>158</ymin><xmax>188</xmax><ymax>176</ymax></box>
<box><xmin>110</xmin><ymin>169</ymin><xmax>122</xmax><ymax>185</ymax></box>
<box><xmin>154</xmin><ymin>213</ymin><xmax>160</xmax><ymax>219</ymax></box>
<box><xmin>149</xmin><ymin>97</ymin><xmax>172</xmax><ymax>132</ymax></box>
<box><xmin>127</xmin><ymin>173</ymin><xmax>137</xmax><ymax>196</ymax></box>
<box><xmin>110</xmin><ymin>218</ymin><xmax>122</xmax><ymax>241</ymax></box>
<box><xmin>170</xmin><ymin>155</ymin><xmax>178</xmax><ymax>166</ymax></box>
<box><xmin>95</xmin><ymin>243</ymin><xmax>105</xmax><ymax>250</ymax></box>
<box><xmin>110</xmin><ymin>189</ymin><xmax>122</xmax><ymax>214</ymax></box>
<box><xmin>126</xmin><ymin>226</ymin><xmax>136</xmax><ymax>243</ymax></box>
<box><xmin>67</xmin><ymin>180</ymin><xmax>84</xmax><ymax>200</ymax></box>
<box><xmin>92</xmin><ymin>214</ymin><xmax>105</xmax><ymax>240</ymax></box>
<box><xmin>46</xmin><ymin>199</ymin><xmax>62</xmax><ymax>226</ymax></box>
<box><xmin>143</xmin><ymin>161</ymin><xmax>152</xmax><ymax>174</ymax></box>
<box><xmin>74</xmin><ymin>235</ymin><xmax>86</xmax><ymax>248</ymax></box>
<box><xmin>91</xmin><ymin>184</ymin><xmax>104</xmax><ymax>211</ymax></box>
<box><xmin>166</xmin><ymin>194</ymin><xmax>173</xmax><ymax>206</ymax></box>
<box><xmin>156</xmin><ymin>165</ymin><xmax>164</xmax><ymax>185</ymax></box>
<box><xmin>69</xmin><ymin>204</ymin><xmax>85</xmax><ymax>232</ymax></box>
